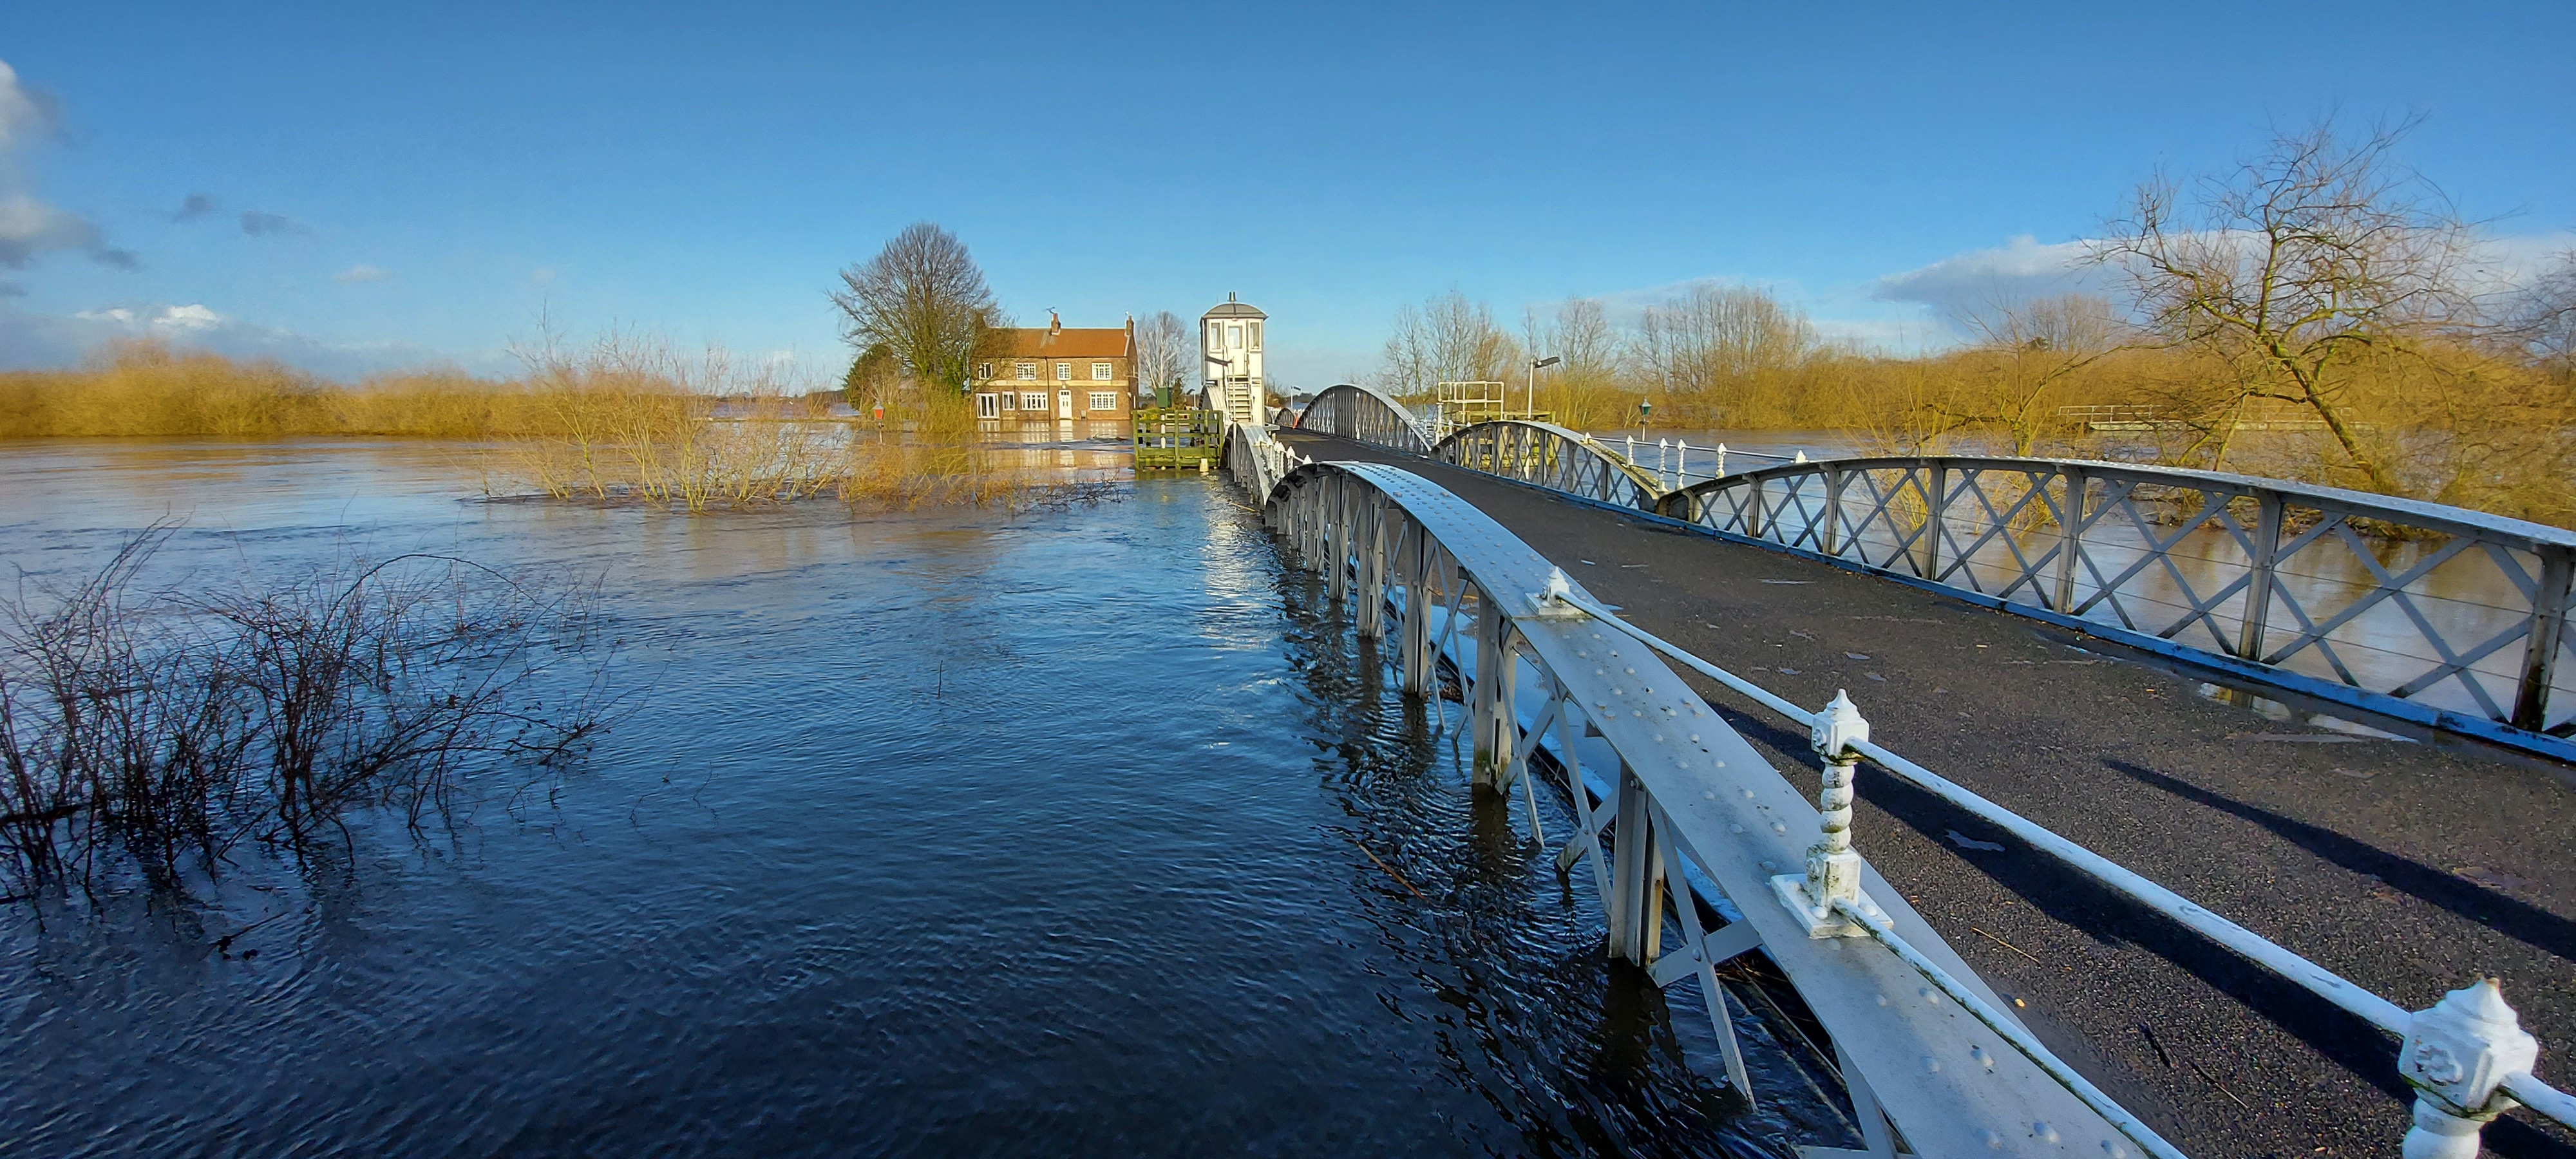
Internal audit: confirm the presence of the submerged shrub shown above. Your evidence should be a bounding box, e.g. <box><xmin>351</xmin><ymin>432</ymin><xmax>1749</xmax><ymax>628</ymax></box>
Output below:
<box><xmin>0</xmin><ymin>523</ymin><xmax>617</xmax><ymax>903</ymax></box>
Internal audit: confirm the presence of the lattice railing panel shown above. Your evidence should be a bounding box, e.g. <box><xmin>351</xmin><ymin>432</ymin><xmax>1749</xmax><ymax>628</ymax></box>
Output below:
<box><xmin>1657</xmin><ymin>457</ymin><xmax>2576</xmax><ymax>750</ymax></box>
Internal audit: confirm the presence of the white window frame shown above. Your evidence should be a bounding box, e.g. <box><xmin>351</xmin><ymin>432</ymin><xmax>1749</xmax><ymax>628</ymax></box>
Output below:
<box><xmin>975</xmin><ymin>393</ymin><xmax>999</xmax><ymax>419</ymax></box>
<box><xmin>1247</xmin><ymin>322</ymin><xmax>1261</xmax><ymax>350</ymax></box>
<box><xmin>1087</xmin><ymin>391</ymin><xmax>1117</xmax><ymax>411</ymax></box>
<box><xmin>1015</xmin><ymin>362</ymin><xmax>1037</xmax><ymax>381</ymax></box>
<box><xmin>998</xmin><ymin>391</ymin><xmax>1017</xmax><ymax>411</ymax></box>
<box><xmin>1091</xmin><ymin>361</ymin><xmax>1113</xmax><ymax>381</ymax></box>
<box><xmin>1021</xmin><ymin>392</ymin><xmax>1046</xmax><ymax>411</ymax></box>
<box><xmin>1055</xmin><ymin>363</ymin><xmax>1072</xmax><ymax>381</ymax></box>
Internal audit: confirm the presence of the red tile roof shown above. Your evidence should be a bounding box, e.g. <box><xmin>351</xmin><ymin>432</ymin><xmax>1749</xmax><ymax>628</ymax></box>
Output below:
<box><xmin>997</xmin><ymin>327</ymin><xmax>1131</xmax><ymax>359</ymax></box>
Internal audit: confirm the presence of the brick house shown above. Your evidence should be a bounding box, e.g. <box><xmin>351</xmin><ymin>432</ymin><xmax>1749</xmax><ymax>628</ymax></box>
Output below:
<box><xmin>972</xmin><ymin>312</ymin><xmax>1134</xmax><ymax>420</ymax></box>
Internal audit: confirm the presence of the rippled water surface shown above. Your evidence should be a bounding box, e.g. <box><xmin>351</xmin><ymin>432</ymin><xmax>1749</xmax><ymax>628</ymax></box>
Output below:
<box><xmin>0</xmin><ymin>440</ymin><xmax>1797</xmax><ymax>1158</ymax></box>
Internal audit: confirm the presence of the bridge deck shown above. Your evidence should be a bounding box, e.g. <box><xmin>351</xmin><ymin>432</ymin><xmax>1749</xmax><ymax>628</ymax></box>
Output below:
<box><xmin>1280</xmin><ymin>430</ymin><xmax>2576</xmax><ymax>1158</ymax></box>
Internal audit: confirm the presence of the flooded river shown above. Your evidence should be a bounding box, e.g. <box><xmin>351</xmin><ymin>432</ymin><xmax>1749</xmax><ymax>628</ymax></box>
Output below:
<box><xmin>0</xmin><ymin>441</ymin><xmax>1799</xmax><ymax>1157</ymax></box>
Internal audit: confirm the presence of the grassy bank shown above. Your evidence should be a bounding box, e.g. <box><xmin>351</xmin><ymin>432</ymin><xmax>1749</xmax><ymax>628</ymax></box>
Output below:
<box><xmin>0</xmin><ymin>340</ymin><xmax>1117</xmax><ymax>514</ymax></box>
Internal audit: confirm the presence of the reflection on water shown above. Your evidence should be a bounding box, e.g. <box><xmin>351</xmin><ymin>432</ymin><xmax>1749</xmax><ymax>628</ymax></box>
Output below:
<box><xmin>0</xmin><ymin>440</ymin><xmax>1792</xmax><ymax>1158</ymax></box>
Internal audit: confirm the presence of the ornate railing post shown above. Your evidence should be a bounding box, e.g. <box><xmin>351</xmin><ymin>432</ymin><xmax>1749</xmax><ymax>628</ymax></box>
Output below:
<box><xmin>2237</xmin><ymin>489</ymin><xmax>2285</xmax><ymax>662</ymax></box>
<box><xmin>1773</xmin><ymin>690</ymin><xmax>1880</xmax><ymax>938</ymax></box>
<box><xmin>2400</xmin><ymin>979</ymin><xmax>2541</xmax><ymax>1158</ymax></box>
<box><xmin>2514</xmin><ymin>547</ymin><xmax>2573</xmax><ymax>732</ymax></box>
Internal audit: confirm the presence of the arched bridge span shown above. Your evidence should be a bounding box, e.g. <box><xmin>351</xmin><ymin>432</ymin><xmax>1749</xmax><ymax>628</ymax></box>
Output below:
<box><xmin>1257</xmin><ymin>458</ymin><xmax>2161</xmax><ymax>1156</ymax></box>
<box><xmin>1430</xmin><ymin>419</ymin><xmax>1665</xmax><ymax>510</ymax></box>
<box><xmin>1657</xmin><ymin>455</ymin><xmax>2576</xmax><ymax>755</ymax></box>
<box><xmin>1293</xmin><ymin>384</ymin><xmax>1433</xmax><ymax>454</ymax></box>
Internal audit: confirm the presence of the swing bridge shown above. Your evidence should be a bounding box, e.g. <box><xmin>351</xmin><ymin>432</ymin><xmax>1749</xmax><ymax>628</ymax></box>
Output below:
<box><xmin>1214</xmin><ymin>382</ymin><xmax>2576</xmax><ymax>1158</ymax></box>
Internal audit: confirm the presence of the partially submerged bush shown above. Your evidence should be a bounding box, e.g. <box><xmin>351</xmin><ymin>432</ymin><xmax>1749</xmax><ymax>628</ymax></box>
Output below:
<box><xmin>0</xmin><ymin>524</ymin><xmax>616</xmax><ymax>903</ymax></box>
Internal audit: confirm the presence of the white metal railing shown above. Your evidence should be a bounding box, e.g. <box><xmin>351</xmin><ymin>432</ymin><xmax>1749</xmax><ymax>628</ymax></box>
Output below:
<box><xmin>1293</xmin><ymin>383</ymin><xmax>1435</xmax><ymax>454</ymax></box>
<box><xmin>1614</xmin><ymin>434</ymin><xmax>1808</xmax><ymax>489</ymax></box>
<box><xmin>1658</xmin><ymin>457</ymin><xmax>2576</xmax><ymax>760</ymax></box>
<box><xmin>1291</xmin><ymin>404</ymin><xmax>2576</xmax><ymax>760</ymax></box>
<box><xmin>1260</xmin><ymin>458</ymin><xmax>2172</xmax><ymax>1155</ymax></box>
<box><xmin>1548</xmin><ymin>581</ymin><xmax>2569</xmax><ymax>1158</ymax></box>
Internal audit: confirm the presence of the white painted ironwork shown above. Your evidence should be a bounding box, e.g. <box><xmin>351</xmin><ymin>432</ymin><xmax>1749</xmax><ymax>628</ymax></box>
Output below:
<box><xmin>1543</xmin><ymin>580</ymin><xmax>2573</xmax><ymax>1156</ymax></box>
<box><xmin>1255</xmin><ymin>458</ymin><xmax>2170</xmax><ymax>1156</ymax></box>
<box><xmin>1293</xmin><ymin>383</ymin><xmax>1435</xmax><ymax>454</ymax></box>
<box><xmin>1430</xmin><ymin>419</ymin><xmax>1663</xmax><ymax>509</ymax></box>
<box><xmin>1657</xmin><ymin>456</ymin><xmax>2576</xmax><ymax>759</ymax></box>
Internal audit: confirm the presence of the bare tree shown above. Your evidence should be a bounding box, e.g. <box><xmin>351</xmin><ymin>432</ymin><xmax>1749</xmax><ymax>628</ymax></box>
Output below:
<box><xmin>1374</xmin><ymin>290</ymin><xmax>1519</xmax><ymax>399</ymax></box>
<box><xmin>2088</xmin><ymin>118</ymin><xmax>2473</xmax><ymax>491</ymax></box>
<box><xmin>1519</xmin><ymin>298</ymin><xmax>1625</xmax><ymax>427</ymax></box>
<box><xmin>1132</xmin><ymin>311</ymin><xmax>1192</xmax><ymax>404</ymax></box>
<box><xmin>1930</xmin><ymin>293</ymin><xmax>2128</xmax><ymax>454</ymax></box>
<box><xmin>1630</xmin><ymin>283</ymin><xmax>1814</xmax><ymax>420</ymax></box>
<box><xmin>2508</xmin><ymin>250</ymin><xmax>2576</xmax><ymax>381</ymax></box>
<box><xmin>829</xmin><ymin>223</ymin><xmax>999</xmax><ymax>394</ymax></box>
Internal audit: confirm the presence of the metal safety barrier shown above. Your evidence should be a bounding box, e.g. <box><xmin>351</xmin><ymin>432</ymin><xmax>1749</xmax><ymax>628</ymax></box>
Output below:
<box><xmin>1293</xmin><ymin>383</ymin><xmax>1435</xmax><ymax>454</ymax></box>
<box><xmin>1546</xmin><ymin>580</ymin><xmax>2571</xmax><ymax>1159</ymax></box>
<box><xmin>1430</xmin><ymin>419</ymin><xmax>1664</xmax><ymax>509</ymax></box>
<box><xmin>1656</xmin><ymin>457</ymin><xmax>2576</xmax><ymax>760</ymax></box>
<box><xmin>1258</xmin><ymin>458</ymin><xmax>2176</xmax><ymax>1156</ymax></box>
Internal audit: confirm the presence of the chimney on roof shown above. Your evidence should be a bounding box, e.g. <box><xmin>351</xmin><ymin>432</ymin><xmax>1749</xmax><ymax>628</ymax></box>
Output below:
<box><xmin>1048</xmin><ymin>310</ymin><xmax>1061</xmax><ymax>334</ymax></box>
<box><xmin>1228</xmin><ymin>292</ymin><xmax>1237</xmax><ymax>303</ymax></box>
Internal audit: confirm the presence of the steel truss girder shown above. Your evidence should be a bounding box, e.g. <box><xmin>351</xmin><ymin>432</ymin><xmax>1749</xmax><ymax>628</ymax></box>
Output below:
<box><xmin>1266</xmin><ymin>459</ymin><xmax>2138</xmax><ymax>1154</ymax></box>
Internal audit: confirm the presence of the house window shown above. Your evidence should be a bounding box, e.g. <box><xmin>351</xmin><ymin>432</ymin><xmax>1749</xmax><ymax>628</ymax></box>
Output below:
<box><xmin>998</xmin><ymin>391</ymin><xmax>1016</xmax><ymax>410</ymax></box>
<box><xmin>1088</xmin><ymin>391</ymin><xmax>1117</xmax><ymax>411</ymax></box>
<box><xmin>1055</xmin><ymin>363</ymin><xmax>1072</xmax><ymax>381</ymax></box>
<box><xmin>1247</xmin><ymin>322</ymin><xmax>1261</xmax><ymax>350</ymax></box>
<box><xmin>1021</xmin><ymin>392</ymin><xmax>1045</xmax><ymax>411</ymax></box>
<box><xmin>976</xmin><ymin>363</ymin><xmax>994</xmax><ymax>379</ymax></box>
<box><xmin>1015</xmin><ymin>362</ymin><xmax>1037</xmax><ymax>381</ymax></box>
<box><xmin>1091</xmin><ymin>362</ymin><xmax>1113</xmax><ymax>381</ymax></box>
<box><xmin>1228</xmin><ymin>323</ymin><xmax>1243</xmax><ymax>348</ymax></box>
<box><xmin>975</xmin><ymin>393</ymin><xmax>999</xmax><ymax>419</ymax></box>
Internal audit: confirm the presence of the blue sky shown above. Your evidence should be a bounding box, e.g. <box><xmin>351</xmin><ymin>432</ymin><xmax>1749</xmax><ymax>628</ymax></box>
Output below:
<box><xmin>3</xmin><ymin>1</ymin><xmax>2570</xmax><ymax>386</ymax></box>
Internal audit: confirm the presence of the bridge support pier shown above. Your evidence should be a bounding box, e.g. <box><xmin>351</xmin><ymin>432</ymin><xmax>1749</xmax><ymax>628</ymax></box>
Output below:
<box><xmin>1607</xmin><ymin>763</ymin><xmax>1665</xmax><ymax>965</ymax></box>
<box><xmin>1470</xmin><ymin>600</ymin><xmax>1515</xmax><ymax>792</ymax></box>
<box><xmin>1356</xmin><ymin>496</ymin><xmax>1387</xmax><ymax>639</ymax></box>
<box><xmin>1399</xmin><ymin>520</ymin><xmax>1434</xmax><ymax>697</ymax></box>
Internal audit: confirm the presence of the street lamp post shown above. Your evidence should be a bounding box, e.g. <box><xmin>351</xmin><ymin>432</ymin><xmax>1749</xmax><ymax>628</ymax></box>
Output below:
<box><xmin>1526</xmin><ymin>355</ymin><xmax>1560</xmax><ymax>421</ymax></box>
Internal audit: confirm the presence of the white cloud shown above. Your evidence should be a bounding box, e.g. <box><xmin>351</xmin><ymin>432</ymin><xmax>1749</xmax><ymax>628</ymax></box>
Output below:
<box><xmin>77</xmin><ymin>302</ymin><xmax>224</xmax><ymax>333</ymax></box>
<box><xmin>0</xmin><ymin>60</ymin><xmax>51</xmax><ymax>151</ymax></box>
<box><xmin>155</xmin><ymin>303</ymin><xmax>222</xmax><ymax>332</ymax></box>
<box><xmin>334</xmin><ymin>263</ymin><xmax>391</xmax><ymax>284</ymax></box>
<box><xmin>1866</xmin><ymin>235</ymin><xmax>2116</xmax><ymax>324</ymax></box>
<box><xmin>19</xmin><ymin>301</ymin><xmax>495</xmax><ymax>379</ymax></box>
<box><xmin>0</xmin><ymin>59</ymin><xmax>132</xmax><ymax>272</ymax></box>
<box><xmin>530</xmin><ymin>266</ymin><xmax>558</xmax><ymax>286</ymax></box>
